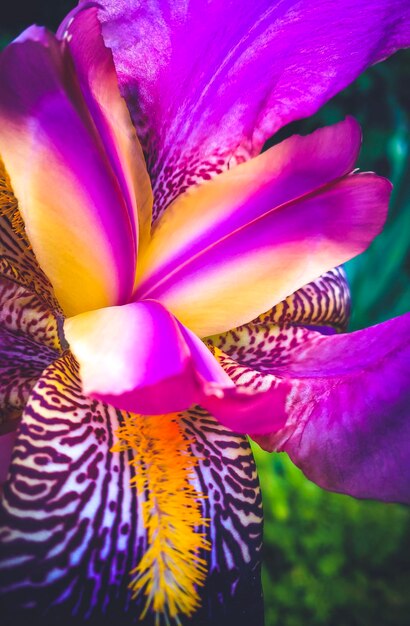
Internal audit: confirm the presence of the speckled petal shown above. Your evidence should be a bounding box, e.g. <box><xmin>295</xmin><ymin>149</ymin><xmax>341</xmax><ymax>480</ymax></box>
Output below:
<box><xmin>207</xmin><ymin>267</ymin><xmax>351</xmax><ymax>365</ymax></box>
<box><xmin>0</xmin><ymin>162</ymin><xmax>60</xmax><ymax>314</ymax></box>
<box><xmin>92</xmin><ymin>0</ymin><xmax>410</xmax><ymax>215</ymax></box>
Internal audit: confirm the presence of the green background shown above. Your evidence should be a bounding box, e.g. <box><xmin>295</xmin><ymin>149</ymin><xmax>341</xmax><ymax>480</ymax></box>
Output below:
<box><xmin>1</xmin><ymin>4</ymin><xmax>409</xmax><ymax>625</ymax></box>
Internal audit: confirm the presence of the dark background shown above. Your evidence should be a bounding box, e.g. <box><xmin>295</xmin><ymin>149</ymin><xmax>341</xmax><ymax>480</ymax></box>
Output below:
<box><xmin>1</xmin><ymin>3</ymin><xmax>409</xmax><ymax>625</ymax></box>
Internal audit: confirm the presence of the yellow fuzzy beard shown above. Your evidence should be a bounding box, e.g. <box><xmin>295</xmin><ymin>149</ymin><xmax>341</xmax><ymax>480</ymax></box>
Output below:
<box><xmin>0</xmin><ymin>159</ymin><xmax>29</xmax><ymax>245</ymax></box>
<box><xmin>112</xmin><ymin>413</ymin><xmax>210</xmax><ymax>626</ymax></box>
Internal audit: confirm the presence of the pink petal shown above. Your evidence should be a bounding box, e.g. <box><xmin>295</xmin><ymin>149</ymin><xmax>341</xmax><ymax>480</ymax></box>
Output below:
<box><xmin>64</xmin><ymin>300</ymin><xmax>234</xmax><ymax>415</ymax></box>
<box><xmin>137</xmin><ymin>118</ymin><xmax>360</xmax><ymax>301</ymax></box>
<box><xmin>201</xmin><ymin>351</ymin><xmax>292</xmax><ymax>435</ymax></box>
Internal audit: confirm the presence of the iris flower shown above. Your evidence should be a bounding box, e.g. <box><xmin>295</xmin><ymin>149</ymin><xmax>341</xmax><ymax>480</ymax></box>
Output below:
<box><xmin>0</xmin><ymin>1</ymin><xmax>409</xmax><ymax>624</ymax></box>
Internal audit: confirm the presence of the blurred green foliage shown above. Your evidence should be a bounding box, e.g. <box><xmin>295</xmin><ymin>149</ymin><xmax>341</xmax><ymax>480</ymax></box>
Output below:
<box><xmin>1</xmin><ymin>5</ymin><xmax>409</xmax><ymax>626</ymax></box>
<box><xmin>254</xmin><ymin>447</ymin><xmax>410</xmax><ymax>626</ymax></box>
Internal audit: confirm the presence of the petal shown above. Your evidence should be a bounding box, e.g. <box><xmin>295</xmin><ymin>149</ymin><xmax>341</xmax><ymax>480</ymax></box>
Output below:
<box><xmin>0</xmin><ymin>26</ymin><xmax>137</xmax><ymax>316</ymax></box>
<box><xmin>64</xmin><ymin>299</ymin><xmax>305</xmax><ymax>432</ymax></box>
<box><xmin>0</xmin><ymin>175</ymin><xmax>63</xmax><ymax>482</ymax></box>
<box><xmin>201</xmin><ymin>349</ymin><xmax>292</xmax><ymax>435</ymax></box>
<box><xmin>0</xmin><ymin>356</ymin><xmax>263</xmax><ymax>625</ymax></box>
<box><xmin>0</xmin><ymin>354</ymin><xmax>146</xmax><ymax>618</ymax></box>
<box><xmin>248</xmin><ymin>266</ymin><xmax>351</xmax><ymax>333</ymax></box>
<box><xmin>0</xmin><ymin>276</ymin><xmax>63</xmax><ymax>350</ymax></box>
<box><xmin>0</xmin><ymin>325</ymin><xmax>59</xmax><ymax>446</ymax></box>
<box><xmin>137</xmin><ymin>118</ymin><xmax>360</xmax><ymax>300</ymax></box>
<box><xmin>136</xmin><ymin>158</ymin><xmax>389</xmax><ymax>337</ymax></box>
<box><xmin>252</xmin><ymin>314</ymin><xmax>410</xmax><ymax>504</ymax></box>
<box><xmin>181</xmin><ymin>406</ymin><xmax>264</xmax><ymax>626</ymax></box>
<box><xmin>64</xmin><ymin>300</ymin><xmax>234</xmax><ymax>415</ymax></box>
<box><xmin>0</xmin><ymin>162</ymin><xmax>60</xmax><ymax>314</ymax></box>
<box><xmin>58</xmin><ymin>5</ymin><xmax>153</xmax><ymax>253</ymax></box>
<box><xmin>93</xmin><ymin>0</ymin><xmax>410</xmax><ymax>215</ymax></box>
<box><xmin>207</xmin><ymin>267</ymin><xmax>351</xmax><ymax>365</ymax></box>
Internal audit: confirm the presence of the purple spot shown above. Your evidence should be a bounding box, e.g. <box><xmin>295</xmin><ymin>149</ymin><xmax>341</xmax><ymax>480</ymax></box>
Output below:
<box><xmin>301</xmin><ymin>324</ymin><xmax>338</xmax><ymax>335</ymax></box>
<box><xmin>34</xmin><ymin>455</ymin><xmax>49</xmax><ymax>466</ymax></box>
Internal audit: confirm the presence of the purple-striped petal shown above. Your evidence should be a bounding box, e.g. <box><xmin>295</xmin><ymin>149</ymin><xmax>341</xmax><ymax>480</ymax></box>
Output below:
<box><xmin>0</xmin><ymin>431</ymin><xmax>16</xmax><ymax>488</ymax></box>
<box><xmin>0</xmin><ymin>354</ymin><xmax>148</xmax><ymax>618</ymax></box>
<box><xmin>0</xmin><ymin>355</ymin><xmax>263</xmax><ymax>625</ymax></box>
<box><xmin>0</xmin><ymin>325</ymin><xmax>59</xmax><ymax>484</ymax></box>
<box><xmin>0</xmin><ymin>327</ymin><xmax>58</xmax><ymax>421</ymax></box>
<box><xmin>0</xmin><ymin>181</ymin><xmax>63</xmax><ymax>484</ymax></box>
<box><xmin>0</xmin><ymin>276</ymin><xmax>62</xmax><ymax>350</ymax></box>
<box><xmin>92</xmin><ymin>0</ymin><xmax>410</xmax><ymax>215</ymax></box>
<box><xmin>207</xmin><ymin>267</ymin><xmax>351</xmax><ymax>368</ymax></box>
<box><xmin>248</xmin><ymin>267</ymin><xmax>351</xmax><ymax>334</ymax></box>
<box><xmin>182</xmin><ymin>406</ymin><xmax>263</xmax><ymax>626</ymax></box>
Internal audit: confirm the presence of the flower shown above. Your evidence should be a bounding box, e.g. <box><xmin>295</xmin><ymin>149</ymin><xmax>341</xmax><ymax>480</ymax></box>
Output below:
<box><xmin>0</xmin><ymin>1</ymin><xmax>409</xmax><ymax>625</ymax></box>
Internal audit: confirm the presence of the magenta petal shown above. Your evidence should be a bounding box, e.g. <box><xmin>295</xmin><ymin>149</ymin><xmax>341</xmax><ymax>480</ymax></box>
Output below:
<box><xmin>58</xmin><ymin>5</ymin><xmax>153</xmax><ymax>251</ymax></box>
<box><xmin>92</xmin><ymin>0</ymin><xmax>410</xmax><ymax>214</ymax></box>
<box><xmin>64</xmin><ymin>300</ymin><xmax>234</xmax><ymax>415</ymax></box>
<box><xmin>0</xmin><ymin>24</ymin><xmax>137</xmax><ymax>315</ymax></box>
<box><xmin>254</xmin><ymin>313</ymin><xmax>410</xmax><ymax>504</ymax></box>
<box><xmin>138</xmin><ymin>172</ymin><xmax>390</xmax><ymax>337</ymax></box>
<box><xmin>202</xmin><ymin>376</ymin><xmax>291</xmax><ymax>436</ymax></box>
